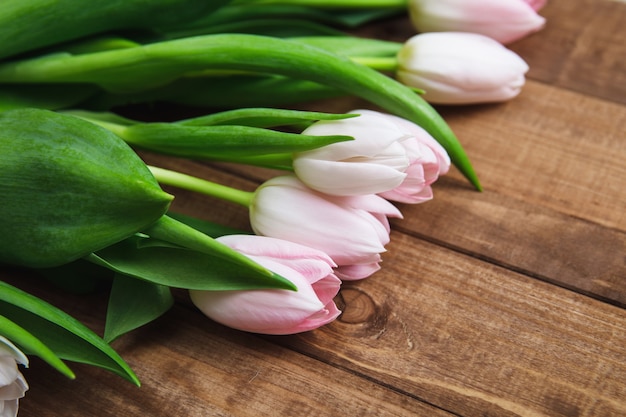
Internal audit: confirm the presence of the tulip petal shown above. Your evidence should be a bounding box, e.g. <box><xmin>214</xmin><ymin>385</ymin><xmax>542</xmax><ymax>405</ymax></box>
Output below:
<box><xmin>190</xmin><ymin>262</ymin><xmax>326</xmax><ymax>335</ymax></box>
<box><xmin>294</xmin><ymin>158</ymin><xmax>407</xmax><ymax>195</ymax></box>
<box><xmin>335</xmin><ymin>262</ymin><xmax>382</xmax><ymax>281</ymax></box>
<box><xmin>251</xmin><ymin>177</ymin><xmax>389</xmax><ymax>264</ymax></box>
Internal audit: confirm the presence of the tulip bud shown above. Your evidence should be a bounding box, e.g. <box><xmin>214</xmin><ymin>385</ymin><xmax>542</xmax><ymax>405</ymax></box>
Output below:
<box><xmin>353</xmin><ymin>110</ymin><xmax>450</xmax><ymax>204</ymax></box>
<box><xmin>293</xmin><ymin>112</ymin><xmax>410</xmax><ymax>196</ymax></box>
<box><xmin>0</xmin><ymin>336</ymin><xmax>28</xmax><ymax>417</ymax></box>
<box><xmin>0</xmin><ymin>109</ymin><xmax>173</xmax><ymax>268</ymax></box>
<box><xmin>408</xmin><ymin>0</ymin><xmax>546</xmax><ymax>45</ymax></box>
<box><xmin>250</xmin><ymin>175</ymin><xmax>402</xmax><ymax>280</ymax></box>
<box><xmin>190</xmin><ymin>235</ymin><xmax>341</xmax><ymax>335</ymax></box>
<box><xmin>397</xmin><ymin>32</ymin><xmax>529</xmax><ymax>105</ymax></box>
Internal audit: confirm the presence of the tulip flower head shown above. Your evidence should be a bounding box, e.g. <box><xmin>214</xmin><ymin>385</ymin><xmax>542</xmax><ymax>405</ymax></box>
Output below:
<box><xmin>397</xmin><ymin>32</ymin><xmax>529</xmax><ymax>104</ymax></box>
<box><xmin>293</xmin><ymin>111</ymin><xmax>411</xmax><ymax>196</ymax></box>
<box><xmin>294</xmin><ymin>110</ymin><xmax>449</xmax><ymax>203</ymax></box>
<box><xmin>0</xmin><ymin>337</ymin><xmax>28</xmax><ymax>417</ymax></box>
<box><xmin>189</xmin><ymin>235</ymin><xmax>341</xmax><ymax>335</ymax></box>
<box><xmin>408</xmin><ymin>0</ymin><xmax>547</xmax><ymax>45</ymax></box>
<box><xmin>250</xmin><ymin>175</ymin><xmax>402</xmax><ymax>280</ymax></box>
<box><xmin>354</xmin><ymin>110</ymin><xmax>451</xmax><ymax>204</ymax></box>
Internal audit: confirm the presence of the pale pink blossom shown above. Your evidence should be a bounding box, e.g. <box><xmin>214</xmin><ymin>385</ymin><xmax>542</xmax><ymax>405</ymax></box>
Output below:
<box><xmin>189</xmin><ymin>235</ymin><xmax>341</xmax><ymax>335</ymax></box>
<box><xmin>250</xmin><ymin>175</ymin><xmax>402</xmax><ymax>280</ymax></box>
<box><xmin>408</xmin><ymin>0</ymin><xmax>546</xmax><ymax>44</ymax></box>
<box><xmin>353</xmin><ymin>110</ymin><xmax>450</xmax><ymax>204</ymax></box>
<box><xmin>293</xmin><ymin>112</ymin><xmax>410</xmax><ymax>196</ymax></box>
<box><xmin>397</xmin><ymin>32</ymin><xmax>529</xmax><ymax>104</ymax></box>
<box><xmin>0</xmin><ymin>337</ymin><xmax>28</xmax><ymax>417</ymax></box>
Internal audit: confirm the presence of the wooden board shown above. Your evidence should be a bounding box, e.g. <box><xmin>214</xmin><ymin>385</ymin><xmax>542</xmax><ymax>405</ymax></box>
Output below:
<box><xmin>4</xmin><ymin>0</ymin><xmax>626</xmax><ymax>416</ymax></box>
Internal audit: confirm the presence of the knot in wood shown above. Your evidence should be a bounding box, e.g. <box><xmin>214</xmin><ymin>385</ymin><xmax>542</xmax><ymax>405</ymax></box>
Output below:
<box><xmin>338</xmin><ymin>287</ymin><xmax>377</xmax><ymax>324</ymax></box>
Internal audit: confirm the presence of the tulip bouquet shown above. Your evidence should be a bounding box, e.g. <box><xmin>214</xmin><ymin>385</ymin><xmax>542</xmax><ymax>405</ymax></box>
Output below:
<box><xmin>0</xmin><ymin>0</ymin><xmax>547</xmax><ymax>415</ymax></box>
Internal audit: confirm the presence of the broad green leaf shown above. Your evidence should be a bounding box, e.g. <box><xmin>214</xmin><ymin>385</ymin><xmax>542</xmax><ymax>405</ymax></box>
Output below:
<box><xmin>104</xmin><ymin>275</ymin><xmax>174</xmax><ymax>343</ymax></box>
<box><xmin>0</xmin><ymin>109</ymin><xmax>173</xmax><ymax>268</ymax></box>
<box><xmin>0</xmin><ymin>34</ymin><xmax>480</xmax><ymax>188</ymax></box>
<box><xmin>0</xmin><ymin>280</ymin><xmax>139</xmax><ymax>385</ymax></box>
<box><xmin>0</xmin><ymin>314</ymin><xmax>74</xmax><ymax>379</ymax></box>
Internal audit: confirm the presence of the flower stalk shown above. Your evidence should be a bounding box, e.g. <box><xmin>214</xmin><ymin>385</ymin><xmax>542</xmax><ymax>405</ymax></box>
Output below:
<box><xmin>148</xmin><ymin>166</ymin><xmax>255</xmax><ymax>208</ymax></box>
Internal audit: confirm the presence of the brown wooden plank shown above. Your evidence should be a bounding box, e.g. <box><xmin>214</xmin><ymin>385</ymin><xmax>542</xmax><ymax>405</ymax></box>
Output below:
<box><xmin>6</xmin><ymin>272</ymin><xmax>451</xmax><ymax>417</ymax></box>
<box><xmin>393</xmin><ymin>176</ymin><xmax>626</xmax><ymax>307</ymax></box>
<box><xmin>439</xmin><ymin>80</ymin><xmax>626</xmax><ymax>231</ymax></box>
<box><xmin>510</xmin><ymin>0</ymin><xmax>626</xmax><ymax>104</ymax></box>
<box><xmin>274</xmin><ymin>232</ymin><xmax>626</xmax><ymax>417</ymax></box>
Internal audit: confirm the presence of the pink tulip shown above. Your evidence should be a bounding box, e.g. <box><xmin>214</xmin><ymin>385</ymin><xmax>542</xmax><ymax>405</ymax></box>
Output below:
<box><xmin>351</xmin><ymin>110</ymin><xmax>450</xmax><ymax>204</ymax></box>
<box><xmin>189</xmin><ymin>235</ymin><xmax>341</xmax><ymax>335</ymax></box>
<box><xmin>250</xmin><ymin>175</ymin><xmax>402</xmax><ymax>280</ymax></box>
<box><xmin>293</xmin><ymin>111</ymin><xmax>410</xmax><ymax>196</ymax></box>
<box><xmin>397</xmin><ymin>32</ymin><xmax>529</xmax><ymax>104</ymax></box>
<box><xmin>408</xmin><ymin>0</ymin><xmax>546</xmax><ymax>45</ymax></box>
<box><xmin>0</xmin><ymin>336</ymin><xmax>28</xmax><ymax>417</ymax></box>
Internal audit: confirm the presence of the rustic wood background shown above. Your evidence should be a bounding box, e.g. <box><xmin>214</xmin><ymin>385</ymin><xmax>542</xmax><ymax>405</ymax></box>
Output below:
<box><xmin>5</xmin><ymin>0</ymin><xmax>626</xmax><ymax>415</ymax></box>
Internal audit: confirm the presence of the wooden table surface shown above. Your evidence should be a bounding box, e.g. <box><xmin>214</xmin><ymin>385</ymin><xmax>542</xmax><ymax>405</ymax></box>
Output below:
<box><xmin>6</xmin><ymin>1</ymin><xmax>626</xmax><ymax>416</ymax></box>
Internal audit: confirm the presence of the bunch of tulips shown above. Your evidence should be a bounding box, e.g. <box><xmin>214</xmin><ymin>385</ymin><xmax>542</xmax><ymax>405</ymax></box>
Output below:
<box><xmin>0</xmin><ymin>0</ymin><xmax>547</xmax><ymax>415</ymax></box>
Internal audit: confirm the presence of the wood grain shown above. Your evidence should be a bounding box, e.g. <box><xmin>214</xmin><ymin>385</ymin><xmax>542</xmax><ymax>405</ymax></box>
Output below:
<box><xmin>3</xmin><ymin>1</ymin><xmax>626</xmax><ymax>416</ymax></box>
<box><xmin>8</xmin><ymin>273</ymin><xmax>450</xmax><ymax>417</ymax></box>
<box><xmin>510</xmin><ymin>0</ymin><xmax>626</xmax><ymax>104</ymax></box>
<box><xmin>278</xmin><ymin>233</ymin><xmax>626</xmax><ymax>417</ymax></box>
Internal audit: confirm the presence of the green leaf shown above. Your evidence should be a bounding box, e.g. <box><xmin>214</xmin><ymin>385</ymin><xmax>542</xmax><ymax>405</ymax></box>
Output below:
<box><xmin>0</xmin><ymin>108</ymin><xmax>173</xmax><ymax>268</ymax></box>
<box><xmin>0</xmin><ymin>34</ymin><xmax>480</xmax><ymax>189</ymax></box>
<box><xmin>89</xmin><ymin>237</ymin><xmax>295</xmax><ymax>291</ymax></box>
<box><xmin>0</xmin><ymin>314</ymin><xmax>75</xmax><ymax>379</ymax></box>
<box><xmin>187</xmin><ymin>18</ymin><xmax>346</xmax><ymax>38</ymax></box>
<box><xmin>0</xmin><ymin>280</ymin><xmax>140</xmax><ymax>385</ymax></box>
<box><xmin>120</xmin><ymin>123</ymin><xmax>353</xmax><ymax>160</ymax></box>
<box><xmin>89</xmin><ymin>216</ymin><xmax>296</xmax><ymax>291</ymax></box>
<box><xmin>158</xmin><ymin>4</ymin><xmax>352</xmax><ymax>39</ymax></box>
<box><xmin>0</xmin><ymin>0</ymin><xmax>233</xmax><ymax>60</ymax></box>
<box><xmin>104</xmin><ymin>274</ymin><xmax>174</xmax><ymax>343</ymax></box>
<box><xmin>176</xmin><ymin>107</ymin><xmax>358</xmax><ymax>127</ymax></box>
<box><xmin>84</xmin><ymin>75</ymin><xmax>340</xmax><ymax>114</ymax></box>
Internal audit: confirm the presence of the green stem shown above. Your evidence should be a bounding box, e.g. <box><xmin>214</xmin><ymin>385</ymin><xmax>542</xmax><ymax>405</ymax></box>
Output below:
<box><xmin>148</xmin><ymin>166</ymin><xmax>254</xmax><ymax>207</ymax></box>
<box><xmin>351</xmin><ymin>56</ymin><xmax>398</xmax><ymax>72</ymax></box>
